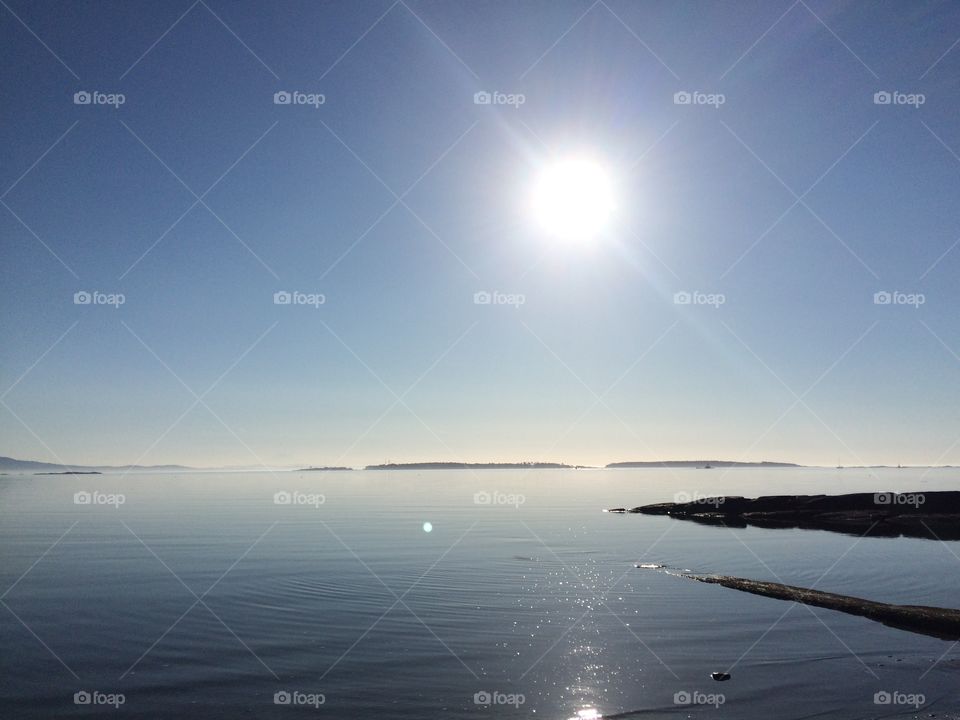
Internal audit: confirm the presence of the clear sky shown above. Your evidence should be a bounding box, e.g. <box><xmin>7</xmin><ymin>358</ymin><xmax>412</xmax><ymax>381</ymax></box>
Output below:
<box><xmin>2</xmin><ymin>0</ymin><xmax>959</xmax><ymax>468</ymax></box>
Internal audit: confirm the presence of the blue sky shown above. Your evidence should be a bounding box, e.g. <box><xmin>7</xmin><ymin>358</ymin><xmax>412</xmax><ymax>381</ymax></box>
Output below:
<box><xmin>1</xmin><ymin>0</ymin><xmax>959</xmax><ymax>468</ymax></box>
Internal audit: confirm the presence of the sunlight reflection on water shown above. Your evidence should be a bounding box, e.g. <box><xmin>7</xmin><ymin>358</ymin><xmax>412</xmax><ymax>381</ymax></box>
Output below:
<box><xmin>568</xmin><ymin>708</ymin><xmax>602</xmax><ymax>720</ymax></box>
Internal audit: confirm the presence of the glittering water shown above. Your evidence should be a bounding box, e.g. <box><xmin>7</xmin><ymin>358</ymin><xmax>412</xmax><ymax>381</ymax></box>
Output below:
<box><xmin>1</xmin><ymin>468</ymin><xmax>958</xmax><ymax>718</ymax></box>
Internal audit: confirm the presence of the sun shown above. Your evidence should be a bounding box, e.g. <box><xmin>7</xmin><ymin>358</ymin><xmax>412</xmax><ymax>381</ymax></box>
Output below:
<box><xmin>530</xmin><ymin>155</ymin><xmax>616</xmax><ymax>242</ymax></box>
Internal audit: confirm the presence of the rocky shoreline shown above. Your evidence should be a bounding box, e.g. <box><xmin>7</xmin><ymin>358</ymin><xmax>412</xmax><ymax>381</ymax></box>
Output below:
<box><xmin>615</xmin><ymin>491</ymin><xmax>960</xmax><ymax>540</ymax></box>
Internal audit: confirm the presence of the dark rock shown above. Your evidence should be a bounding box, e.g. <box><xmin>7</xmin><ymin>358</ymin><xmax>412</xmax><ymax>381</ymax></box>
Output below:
<box><xmin>626</xmin><ymin>491</ymin><xmax>960</xmax><ymax>540</ymax></box>
<box><xmin>683</xmin><ymin>574</ymin><xmax>960</xmax><ymax>641</ymax></box>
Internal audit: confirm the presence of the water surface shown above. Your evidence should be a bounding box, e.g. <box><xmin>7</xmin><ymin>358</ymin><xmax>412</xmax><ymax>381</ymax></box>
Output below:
<box><xmin>1</xmin><ymin>468</ymin><xmax>958</xmax><ymax>718</ymax></box>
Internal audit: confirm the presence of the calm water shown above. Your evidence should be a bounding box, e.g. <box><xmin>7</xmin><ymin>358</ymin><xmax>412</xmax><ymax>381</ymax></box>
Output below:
<box><xmin>1</xmin><ymin>468</ymin><xmax>958</xmax><ymax>719</ymax></box>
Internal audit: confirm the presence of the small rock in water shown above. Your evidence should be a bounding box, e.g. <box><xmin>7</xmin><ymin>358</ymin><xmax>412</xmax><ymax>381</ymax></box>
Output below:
<box><xmin>604</xmin><ymin>508</ymin><xmax>626</xmax><ymax>513</ymax></box>
<box><xmin>711</xmin><ymin>672</ymin><xmax>731</xmax><ymax>681</ymax></box>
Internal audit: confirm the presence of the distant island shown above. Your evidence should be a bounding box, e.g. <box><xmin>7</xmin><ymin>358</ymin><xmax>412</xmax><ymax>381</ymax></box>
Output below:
<box><xmin>296</xmin><ymin>466</ymin><xmax>353</xmax><ymax>472</ymax></box>
<box><xmin>0</xmin><ymin>456</ymin><xmax>196</xmax><ymax>473</ymax></box>
<box><xmin>34</xmin><ymin>470</ymin><xmax>102</xmax><ymax>475</ymax></box>
<box><xmin>365</xmin><ymin>462</ymin><xmax>581</xmax><ymax>470</ymax></box>
<box><xmin>606</xmin><ymin>460</ymin><xmax>800</xmax><ymax>468</ymax></box>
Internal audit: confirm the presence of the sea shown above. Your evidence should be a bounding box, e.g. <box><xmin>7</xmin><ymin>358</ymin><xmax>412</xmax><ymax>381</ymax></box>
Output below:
<box><xmin>1</xmin><ymin>467</ymin><xmax>958</xmax><ymax>718</ymax></box>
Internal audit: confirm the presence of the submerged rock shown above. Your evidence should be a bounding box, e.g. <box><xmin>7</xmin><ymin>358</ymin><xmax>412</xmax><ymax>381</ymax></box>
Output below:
<box><xmin>679</xmin><ymin>573</ymin><xmax>960</xmax><ymax>641</ymax></box>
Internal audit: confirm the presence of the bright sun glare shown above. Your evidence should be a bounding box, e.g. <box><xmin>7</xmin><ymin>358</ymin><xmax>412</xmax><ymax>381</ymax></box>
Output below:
<box><xmin>531</xmin><ymin>156</ymin><xmax>616</xmax><ymax>242</ymax></box>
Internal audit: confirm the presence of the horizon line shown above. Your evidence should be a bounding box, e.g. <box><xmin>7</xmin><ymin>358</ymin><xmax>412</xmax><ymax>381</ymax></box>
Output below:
<box><xmin>2</xmin><ymin>454</ymin><xmax>952</xmax><ymax>472</ymax></box>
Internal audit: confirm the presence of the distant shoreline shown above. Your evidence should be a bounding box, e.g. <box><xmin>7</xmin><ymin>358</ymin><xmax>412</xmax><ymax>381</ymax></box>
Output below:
<box><xmin>606</xmin><ymin>460</ymin><xmax>799</xmax><ymax>468</ymax></box>
<box><xmin>33</xmin><ymin>470</ymin><xmax>102</xmax><ymax>476</ymax></box>
<box><xmin>1</xmin><ymin>454</ymin><xmax>955</xmax><ymax>474</ymax></box>
<box><xmin>364</xmin><ymin>462</ymin><xmax>582</xmax><ymax>470</ymax></box>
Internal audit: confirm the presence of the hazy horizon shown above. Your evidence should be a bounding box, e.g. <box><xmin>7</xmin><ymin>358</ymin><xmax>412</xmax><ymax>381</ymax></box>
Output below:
<box><xmin>1</xmin><ymin>451</ymin><xmax>948</xmax><ymax>471</ymax></box>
